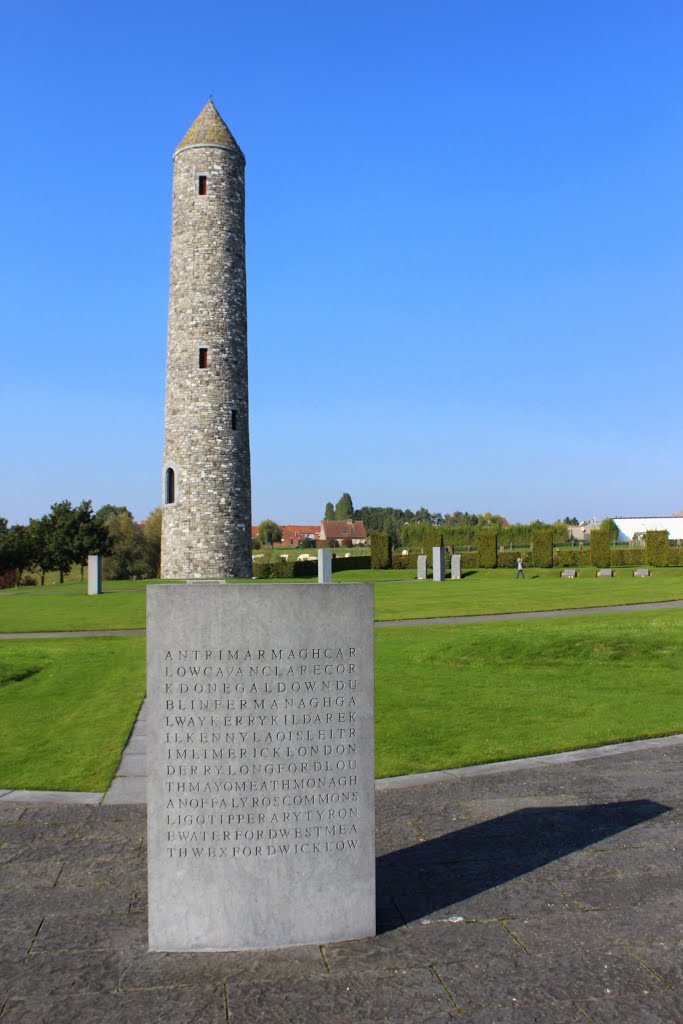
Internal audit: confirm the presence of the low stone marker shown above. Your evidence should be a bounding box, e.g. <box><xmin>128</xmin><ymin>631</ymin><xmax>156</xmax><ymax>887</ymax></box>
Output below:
<box><xmin>318</xmin><ymin>547</ymin><xmax>332</xmax><ymax>583</ymax></box>
<box><xmin>634</xmin><ymin>568</ymin><xmax>651</xmax><ymax>577</ymax></box>
<box><xmin>417</xmin><ymin>554</ymin><xmax>428</xmax><ymax>580</ymax></box>
<box><xmin>451</xmin><ymin>554</ymin><xmax>462</xmax><ymax>580</ymax></box>
<box><xmin>432</xmin><ymin>546</ymin><xmax>445</xmax><ymax>581</ymax></box>
<box><xmin>87</xmin><ymin>554</ymin><xmax>102</xmax><ymax>595</ymax></box>
<box><xmin>596</xmin><ymin>569</ymin><xmax>614</xmax><ymax>577</ymax></box>
<box><xmin>560</xmin><ymin>569</ymin><xmax>578</xmax><ymax>578</ymax></box>
<box><xmin>147</xmin><ymin>582</ymin><xmax>375</xmax><ymax>951</ymax></box>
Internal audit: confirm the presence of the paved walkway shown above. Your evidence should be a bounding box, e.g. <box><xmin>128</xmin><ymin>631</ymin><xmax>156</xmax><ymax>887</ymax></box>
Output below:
<box><xmin>0</xmin><ymin>737</ymin><xmax>681</xmax><ymax>1022</ymax></box>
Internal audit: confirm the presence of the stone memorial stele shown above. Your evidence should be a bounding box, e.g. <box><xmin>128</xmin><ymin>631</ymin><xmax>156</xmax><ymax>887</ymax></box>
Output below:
<box><xmin>318</xmin><ymin>547</ymin><xmax>332</xmax><ymax>584</ymax></box>
<box><xmin>451</xmin><ymin>554</ymin><xmax>462</xmax><ymax>580</ymax></box>
<box><xmin>634</xmin><ymin>568</ymin><xmax>650</xmax><ymax>577</ymax></box>
<box><xmin>596</xmin><ymin>569</ymin><xmax>614</xmax><ymax>577</ymax></box>
<box><xmin>561</xmin><ymin>569</ymin><xmax>578</xmax><ymax>578</ymax></box>
<box><xmin>432</xmin><ymin>546</ymin><xmax>445</xmax><ymax>582</ymax></box>
<box><xmin>417</xmin><ymin>555</ymin><xmax>428</xmax><ymax>580</ymax></box>
<box><xmin>146</xmin><ymin>582</ymin><xmax>375</xmax><ymax>951</ymax></box>
<box><xmin>87</xmin><ymin>554</ymin><xmax>102</xmax><ymax>596</ymax></box>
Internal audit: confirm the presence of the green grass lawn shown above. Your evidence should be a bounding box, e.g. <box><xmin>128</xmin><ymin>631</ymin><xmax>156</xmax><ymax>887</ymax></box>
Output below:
<box><xmin>375</xmin><ymin>609</ymin><xmax>683</xmax><ymax>777</ymax></box>
<box><xmin>3</xmin><ymin>568</ymin><xmax>683</xmax><ymax>633</ymax></box>
<box><xmin>1</xmin><ymin>610</ymin><xmax>681</xmax><ymax>790</ymax></box>
<box><xmin>0</xmin><ymin>637</ymin><xmax>145</xmax><ymax>791</ymax></box>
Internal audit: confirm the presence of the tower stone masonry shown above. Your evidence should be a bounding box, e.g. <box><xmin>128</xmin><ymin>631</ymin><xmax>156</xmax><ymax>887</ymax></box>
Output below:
<box><xmin>161</xmin><ymin>100</ymin><xmax>252</xmax><ymax>579</ymax></box>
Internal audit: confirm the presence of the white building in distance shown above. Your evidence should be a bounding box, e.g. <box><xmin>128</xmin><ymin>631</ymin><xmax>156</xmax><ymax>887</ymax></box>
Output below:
<box><xmin>613</xmin><ymin>516</ymin><xmax>683</xmax><ymax>544</ymax></box>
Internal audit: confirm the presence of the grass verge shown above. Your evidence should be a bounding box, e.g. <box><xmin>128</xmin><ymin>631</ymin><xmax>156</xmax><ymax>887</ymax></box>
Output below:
<box><xmin>0</xmin><ymin>637</ymin><xmax>145</xmax><ymax>791</ymax></box>
<box><xmin>375</xmin><ymin>609</ymin><xmax>683</xmax><ymax>777</ymax></box>
<box><xmin>2</xmin><ymin>569</ymin><xmax>683</xmax><ymax>632</ymax></box>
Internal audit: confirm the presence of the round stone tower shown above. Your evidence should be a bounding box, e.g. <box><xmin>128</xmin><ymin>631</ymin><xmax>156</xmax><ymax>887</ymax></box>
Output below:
<box><xmin>161</xmin><ymin>100</ymin><xmax>252</xmax><ymax>579</ymax></box>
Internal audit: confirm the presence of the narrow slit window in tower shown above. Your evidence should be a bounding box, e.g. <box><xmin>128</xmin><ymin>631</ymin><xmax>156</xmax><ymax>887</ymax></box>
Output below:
<box><xmin>231</xmin><ymin>410</ymin><xmax>237</xmax><ymax>430</ymax></box>
<box><xmin>198</xmin><ymin>175</ymin><xmax>207</xmax><ymax>195</ymax></box>
<box><xmin>199</xmin><ymin>347</ymin><xmax>208</xmax><ymax>369</ymax></box>
<box><xmin>165</xmin><ymin>468</ymin><xmax>175</xmax><ymax>504</ymax></box>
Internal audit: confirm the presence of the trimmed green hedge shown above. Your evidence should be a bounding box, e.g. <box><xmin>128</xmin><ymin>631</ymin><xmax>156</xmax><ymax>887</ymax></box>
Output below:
<box><xmin>531</xmin><ymin>528</ymin><xmax>554</xmax><ymax>568</ymax></box>
<box><xmin>333</xmin><ymin>555</ymin><xmax>372</xmax><ymax>570</ymax></box>
<box><xmin>645</xmin><ymin>530</ymin><xmax>669</xmax><ymax>567</ymax></box>
<box><xmin>589</xmin><ymin>528</ymin><xmax>610</xmax><ymax>569</ymax></box>
<box><xmin>371</xmin><ymin>533</ymin><xmax>393</xmax><ymax>569</ymax></box>
<box><xmin>498</xmin><ymin>550</ymin><xmax>525</xmax><ymax>569</ymax></box>
<box><xmin>253</xmin><ymin>559</ymin><xmax>317</xmax><ymax>579</ymax></box>
<box><xmin>477</xmin><ymin>530</ymin><xmax>498</xmax><ymax>568</ymax></box>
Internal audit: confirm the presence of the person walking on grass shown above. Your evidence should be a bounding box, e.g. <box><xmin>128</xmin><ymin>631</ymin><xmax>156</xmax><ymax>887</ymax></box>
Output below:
<box><xmin>516</xmin><ymin>556</ymin><xmax>525</xmax><ymax>579</ymax></box>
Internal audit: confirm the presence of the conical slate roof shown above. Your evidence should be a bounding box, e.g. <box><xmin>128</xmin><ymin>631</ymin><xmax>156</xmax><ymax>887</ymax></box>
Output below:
<box><xmin>175</xmin><ymin>100</ymin><xmax>243</xmax><ymax>156</ymax></box>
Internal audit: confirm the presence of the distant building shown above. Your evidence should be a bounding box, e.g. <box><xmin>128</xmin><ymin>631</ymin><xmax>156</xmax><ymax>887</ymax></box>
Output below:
<box><xmin>612</xmin><ymin>517</ymin><xmax>683</xmax><ymax>543</ymax></box>
<box><xmin>319</xmin><ymin>520</ymin><xmax>368</xmax><ymax>547</ymax></box>
<box><xmin>275</xmin><ymin>525</ymin><xmax>320</xmax><ymax>548</ymax></box>
<box><xmin>251</xmin><ymin>525</ymin><xmax>320</xmax><ymax>548</ymax></box>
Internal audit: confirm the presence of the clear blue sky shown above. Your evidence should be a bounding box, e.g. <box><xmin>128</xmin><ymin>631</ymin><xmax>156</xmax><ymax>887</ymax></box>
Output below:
<box><xmin>2</xmin><ymin>1</ymin><xmax>682</xmax><ymax>527</ymax></box>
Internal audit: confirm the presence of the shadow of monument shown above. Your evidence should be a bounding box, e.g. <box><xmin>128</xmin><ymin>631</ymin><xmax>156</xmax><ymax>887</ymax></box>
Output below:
<box><xmin>376</xmin><ymin>799</ymin><xmax>669</xmax><ymax>931</ymax></box>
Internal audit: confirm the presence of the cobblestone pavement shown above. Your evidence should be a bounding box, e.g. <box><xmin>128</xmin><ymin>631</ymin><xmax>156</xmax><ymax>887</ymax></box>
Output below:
<box><xmin>0</xmin><ymin>740</ymin><xmax>681</xmax><ymax>1023</ymax></box>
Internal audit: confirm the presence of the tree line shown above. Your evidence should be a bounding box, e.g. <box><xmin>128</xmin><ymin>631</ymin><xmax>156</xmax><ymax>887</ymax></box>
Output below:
<box><xmin>0</xmin><ymin>501</ymin><xmax>162</xmax><ymax>587</ymax></box>
<box><xmin>321</xmin><ymin>493</ymin><xmax>580</xmax><ymax>546</ymax></box>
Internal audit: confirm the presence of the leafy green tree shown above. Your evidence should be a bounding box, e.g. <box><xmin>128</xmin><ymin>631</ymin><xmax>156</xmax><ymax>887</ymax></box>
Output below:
<box><xmin>600</xmin><ymin>518</ymin><xmax>620</xmax><ymax>543</ymax></box>
<box><xmin>324</xmin><ymin>502</ymin><xmax>335</xmax><ymax>521</ymax></box>
<box><xmin>334</xmin><ymin>493</ymin><xmax>354</xmax><ymax>520</ymax></box>
<box><xmin>46</xmin><ymin>500</ymin><xmax>81</xmax><ymax>583</ymax></box>
<box><xmin>564</xmin><ymin>516</ymin><xmax>579</xmax><ymax>526</ymax></box>
<box><xmin>0</xmin><ymin>521</ymin><xmax>32</xmax><ymax>585</ymax></box>
<box><xmin>101</xmin><ymin>509</ymin><xmax>143</xmax><ymax>579</ymax></box>
<box><xmin>73</xmin><ymin>500</ymin><xmax>112</xmax><ymax>580</ymax></box>
<box><xmin>257</xmin><ymin>519</ymin><xmax>282</xmax><ymax>546</ymax></box>
<box><xmin>27</xmin><ymin>515</ymin><xmax>57</xmax><ymax>585</ymax></box>
<box><xmin>142</xmin><ymin>508</ymin><xmax>162</xmax><ymax>578</ymax></box>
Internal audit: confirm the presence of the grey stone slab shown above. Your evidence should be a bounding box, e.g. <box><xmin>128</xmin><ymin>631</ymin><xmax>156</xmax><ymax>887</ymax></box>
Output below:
<box><xmin>0</xmin><ymin>986</ymin><xmax>228</xmax><ymax>1024</ymax></box>
<box><xmin>87</xmin><ymin>553</ymin><xmax>102</xmax><ymax>595</ymax></box>
<box><xmin>324</xmin><ymin>919</ymin><xmax>519</xmax><ymax>970</ymax></box>
<box><xmin>432</xmin><ymin>547</ymin><xmax>445</xmax><ymax>581</ymax></box>
<box><xmin>597</xmin><ymin>568</ymin><xmax>614</xmax><ymax>577</ymax></box>
<box><xmin>561</xmin><ymin>569</ymin><xmax>578</xmax><ymax>578</ymax></box>
<box><xmin>0</xmin><ymin>917</ymin><xmax>43</xmax><ymax>957</ymax></box>
<box><xmin>317</xmin><ymin>547</ymin><xmax>332</xmax><ymax>582</ymax></box>
<box><xmin>438</xmin><ymin>947</ymin><xmax>666</xmax><ymax>1012</ymax></box>
<box><xmin>634</xmin><ymin>943</ymin><xmax>683</xmax><ymax>989</ymax></box>
<box><xmin>417</xmin><ymin>554</ymin><xmax>428</xmax><ymax>580</ymax></box>
<box><xmin>451</xmin><ymin>554</ymin><xmax>461</xmax><ymax>579</ymax></box>
<box><xmin>634</xmin><ymin>568</ymin><xmax>651</xmax><ymax>576</ymax></box>
<box><xmin>147</xmin><ymin>582</ymin><xmax>375</xmax><ymax>951</ymax></box>
<box><xmin>226</xmin><ymin>968</ymin><xmax>455</xmax><ymax>1024</ymax></box>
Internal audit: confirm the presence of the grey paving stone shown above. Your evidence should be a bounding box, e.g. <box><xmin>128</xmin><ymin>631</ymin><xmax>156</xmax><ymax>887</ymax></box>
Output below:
<box><xmin>226</xmin><ymin>967</ymin><xmax>455</xmax><ymax>1024</ymax></box>
<box><xmin>121</xmin><ymin>943</ymin><xmax>327</xmax><ymax>988</ymax></box>
<box><xmin>506</xmin><ymin>904</ymin><xmax>683</xmax><ymax>954</ymax></box>
<box><xmin>0</xmin><ymin>858</ymin><xmax>63</xmax><ymax>891</ymax></box>
<box><xmin>445</xmin><ymin>1003</ymin><xmax>588</xmax><ymax>1023</ymax></box>
<box><xmin>324</xmin><ymin>919</ymin><xmax>518</xmax><ymax>970</ymax></box>
<box><xmin>0</xmin><ymin>790</ymin><xmax>102</xmax><ymax>804</ymax></box>
<box><xmin>394</xmin><ymin>877</ymin><xmax>578</xmax><ymax>923</ymax></box>
<box><xmin>57</xmin><ymin>855</ymin><xmax>145</xmax><ymax>889</ymax></box>
<box><xmin>437</xmin><ymin>947</ymin><xmax>667</xmax><ymax>1012</ymax></box>
<box><xmin>32</xmin><ymin>913</ymin><xmax>148</xmax><ymax>952</ymax></box>
<box><xmin>6</xmin><ymin>950</ymin><xmax>121</xmax><ymax>997</ymax></box>
<box><xmin>0</xmin><ymin>917</ymin><xmax>43</xmax><ymax>957</ymax></box>
<box><xmin>578</xmin><ymin>991</ymin><xmax>683</xmax><ymax>1023</ymax></box>
<box><xmin>0</xmin><ymin>986</ymin><xmax>227</xmax><ymax>1024</ymax></box>
<box><xmin>115</xmin><ymin>753</ymin><xmax>147</xmax><ymax>776</ymax></box>
<box><xmin>633</xmin><ymin>943</ymin><xmax>683</xmax><ymax>989</ymax></box>
<box><xmin>0</xmin><ymin>883</ymin><xmax>135</xmax><ymax>919</ymax></box>
<box><xmin>553</xmin><ymin>874</ymin><xmax>683</xmax><ymax>910</ymax></box>
<box><xmin>0</xmin><ymin>806</ymin><xmax>25</xmax><ymax>823</ymax></box>
<box><xmin>102</xmin><ymin>777</ymin><xmax>147</xmax><ymax>804</ymax></box>
<box><xmin>76</xmin><ymin>818</ymin><xmax>146</xmax><ymax>842</ymax></box>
